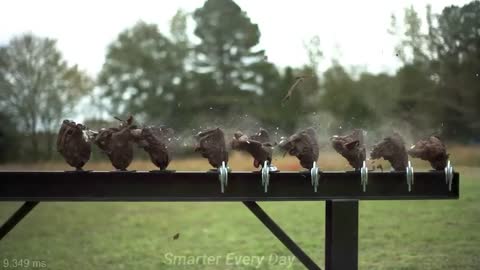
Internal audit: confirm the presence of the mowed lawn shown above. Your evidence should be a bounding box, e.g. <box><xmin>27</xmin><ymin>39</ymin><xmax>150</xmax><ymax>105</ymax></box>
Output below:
<box><xmin>0</xmin><ymin>155</ymin><xmax>479</xmax><ymax>270</ymax></box>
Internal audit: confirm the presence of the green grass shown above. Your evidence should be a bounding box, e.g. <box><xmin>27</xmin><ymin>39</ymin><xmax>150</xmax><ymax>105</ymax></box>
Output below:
<box><xmin>0</xmin><ymin>168</ymin><xmax>479</xmax><ymax>270</ymax></box>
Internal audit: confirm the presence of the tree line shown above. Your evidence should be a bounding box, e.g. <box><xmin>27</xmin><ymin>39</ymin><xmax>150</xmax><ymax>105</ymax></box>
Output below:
<box><xmin>1</xmin><ymin>0</ymin><xmax>479</xmax><ymax>162</ymax></box>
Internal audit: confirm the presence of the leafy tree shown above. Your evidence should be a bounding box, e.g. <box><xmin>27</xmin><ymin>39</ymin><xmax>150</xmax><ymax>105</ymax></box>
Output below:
<box><xmin>169</xmin><ymin>9</ymin><xmax>191</xmax><ymax>73</ymax></box>
<box><xmin>247</xmin><ymin>61</ymin><xmax>321</xmax><ymax>134</ymax></box>
<box><xmin>354</xmin><ymin>72</ymin><xmax>399</xmax><ymax>125</ymax></box>
<box><xmin>0</xmin><ymin>111</ymin><xmax>19</xmax><ymax>163</ymax></box>
<box><xmin>192</xmin><ymin>0</ymin><xmax>264</xmax><ymax>117</ymax></box>
<box><xmin>250</xmin><ymin>63</ymin><xmax>292</xmax><ymax>132</ymax></box>
<box><xmin>433</xmin><ymin>1</ymin><xmax>480</xmax><ymax>140</ymax></box>
<box><xmin>389</xmin><ymin>6</ymin><xmax>428</xmax><ymax>64</ymax></box>
<box><xmin>388</xmin><ymin>6</ymin><xmax>438</xmax><ymax>132</ymax></box>
<box><xmin>0</xmin><ymin>34</ymin><xmax>92</xmax><ymax>160</ymax></box>
<box><xmin>98</xmin><ymin>21</ymin><xmax>187</xmax><ymax>126</ymax></box>
<box><xmin>304</xmin><ymin>35</ymin><xmax>324</xmax><ymax>75</ymax></box>
<box><xmin>319</xmin><ymin>64</ymin><xmax>376</xmax><ymax>130</ymax></box>
<box><xmin>170</xmin><ymin>9</ymin><xmax>190</xmax><ymax>53</ymax></box>
<box><xmin>392</xmin><ymin>63</ymin><xmax>436</xmax><ymax>130</ymax></box>
<box><xmin>390</xmin><ymin>1</ymin><xmax>480</xmax><ymax>140</ymax></box>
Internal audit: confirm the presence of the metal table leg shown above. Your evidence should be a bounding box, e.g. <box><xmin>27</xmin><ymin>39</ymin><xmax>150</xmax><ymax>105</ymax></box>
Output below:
<box><xmin>325</xmin><ymin>200</ymin><xmax>358</xmax><ymax>270</ymax></box>
<box><xmin>0</xmin><ymin>201</ymin><xmax>39</xmax><ymax>241</ymax></box>
<box><xmin>243</xmin><ymin>201</ymin><xmax>322</xmax><ymax>270</ymax></box>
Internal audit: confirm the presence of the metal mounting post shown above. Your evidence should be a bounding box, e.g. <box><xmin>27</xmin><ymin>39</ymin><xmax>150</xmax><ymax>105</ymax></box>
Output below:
<box><xmin>325</xmin><ymin>200</ymin><xmax>358</xmax><ymax>270</ymax></box>
<box><xmin>406</xmin><ymin>161</ymin><xmax>414</xmax><ymax>192</ymax></box>
<box><xmin>361</xmin><ymin>161</ymin><xmax>368</xmax><ymax>192</ymax></box>
<box><xmin>218</xmin><ymin>161</ymin><xmax>228</xmax><ymax>193</ymax></box>
<box><xmin>311</xmin><ymin>161</ymin><xmax>320</xmax><ymax>192</ymax></box>
<box><xmin>445</xmin><ymin>160</ymin><xmax>454</xmax><ymax>191</ymax></box>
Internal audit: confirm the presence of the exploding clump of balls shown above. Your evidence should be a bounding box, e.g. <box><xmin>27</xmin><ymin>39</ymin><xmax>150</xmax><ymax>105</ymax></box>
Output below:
<box><xmin>57</xmin><ymin>116</ymin><xmax>174</xmax><ymax>171</ymax></box>
<box><xmin>57</xmin><ymin>117</ymin><xmax>449</xmax><ymax>172</ymax></box>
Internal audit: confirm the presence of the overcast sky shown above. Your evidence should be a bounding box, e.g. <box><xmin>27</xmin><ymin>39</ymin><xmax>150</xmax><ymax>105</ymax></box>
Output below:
<box><xmin>0</xmin><ymin>0</ymin><xmax>470</xmax><ymax>77</ymax></box>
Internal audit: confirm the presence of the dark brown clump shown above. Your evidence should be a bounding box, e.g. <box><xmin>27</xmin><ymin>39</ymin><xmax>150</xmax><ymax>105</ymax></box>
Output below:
<box><xmin>231</xmin><ymin>128</ymin><xmax>273</xmax><ymax>168</ymax></box>
<box><xmin>194</xmin><ymin>128</ymin><xmax>228</xmax><ymax>168</ymax></box>
<box><xmin>57</xmin><ymin>120</ymin><xmax>92</xmax><ymax>170</ymax></box>
<box><xmin>331</xmin><ymin>129</ymin><xmax>366</xmax><ymax>170</ymax></box>
<box><xmin>408</xmin><ymin>136</ymin><xmax>449</xmax><ymax>170</ymax></box>
<box><xmin>137</xmin><ymin>126</ymin><xmax>174</xmax><ymax>170</ymax></box>
<box><xmin>279</xmin><ymin>127</ymin><xmax>319</xmax><ymax>169</ymax></box>
<box><xmin>94</xmin><ymin>116</ymin><xmax>136</xmax><ymax>170</ymax></box>
<box><xmin>370</xmin><ymin>133</ymin><xmax>408</xmax><ymax>171</ymax></box>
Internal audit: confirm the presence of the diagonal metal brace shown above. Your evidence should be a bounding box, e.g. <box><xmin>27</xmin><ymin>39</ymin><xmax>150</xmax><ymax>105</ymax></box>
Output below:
<box><xmin>0</xmin><ymin>201</ymin><xmax>39</xmax><ymax>241</ymax></box>
<box><xmin>243</xmin><ymin>201</ymin><xmax>322</xmax><ymax>270</ymax></box>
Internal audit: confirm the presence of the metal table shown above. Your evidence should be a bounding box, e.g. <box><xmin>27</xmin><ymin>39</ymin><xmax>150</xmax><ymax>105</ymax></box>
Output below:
<box><xmin>0</xmin><ymin>170</ymin><xmax>459</xmax><ymax>270</ymax></box>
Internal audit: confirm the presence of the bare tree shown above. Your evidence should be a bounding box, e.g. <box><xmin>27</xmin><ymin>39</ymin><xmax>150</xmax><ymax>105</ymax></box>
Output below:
<box><xmin>0</xmin><ymin>34</ymin><xmax>92</xmax><ymax>160</ymax></box>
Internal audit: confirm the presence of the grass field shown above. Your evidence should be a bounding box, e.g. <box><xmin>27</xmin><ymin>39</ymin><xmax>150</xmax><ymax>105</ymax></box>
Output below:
<box><xmin>0</xmin><ymin>152</ymin><xmax>479</xmax><ymax>270</ymax></box>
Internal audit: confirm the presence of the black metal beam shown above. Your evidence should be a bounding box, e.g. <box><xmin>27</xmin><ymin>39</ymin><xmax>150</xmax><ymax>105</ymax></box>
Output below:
<box><xmin>0</xmin><ymin>201</ymin><xmax>39</xmax><ymax>240</ymax></box>
<box><xmin>243</xmin><ymin>201</ymin><xmax>322</xmax><ymax>270</ymax></box>
<box><xmin>325</xmin><ymin>200</ymin><xmax>358</xmax><ymax>270</ymax></box>
<box><xmin>0</xmin><ymin>171</ymin><xmax>459</xmax><ymax>201</ymax></box>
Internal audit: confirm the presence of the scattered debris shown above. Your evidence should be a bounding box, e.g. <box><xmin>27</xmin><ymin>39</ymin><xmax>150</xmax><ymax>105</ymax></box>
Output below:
<box><xmin>281</xmin><ymin>75</ymin><xmax>308</xmax><ymax>104</ymax></box>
